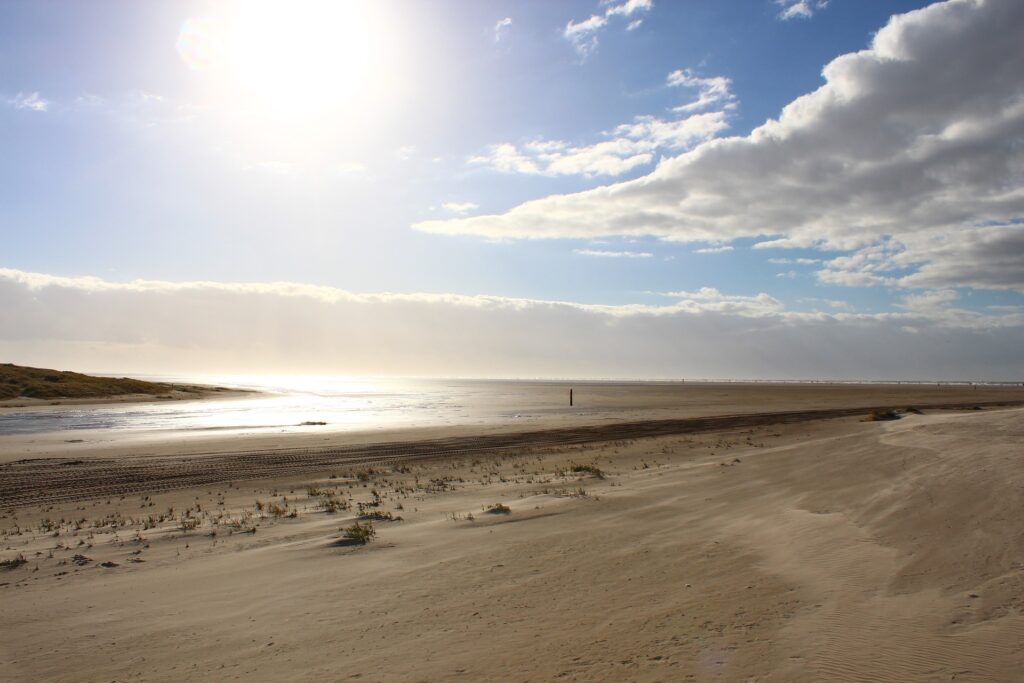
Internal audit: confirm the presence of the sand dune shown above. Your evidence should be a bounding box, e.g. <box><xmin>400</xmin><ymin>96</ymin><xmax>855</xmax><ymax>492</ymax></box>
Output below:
<box><xmin>3</xmin><ymin>404</ymin><xmax>1024</xmax><ymax>681</ymax></box>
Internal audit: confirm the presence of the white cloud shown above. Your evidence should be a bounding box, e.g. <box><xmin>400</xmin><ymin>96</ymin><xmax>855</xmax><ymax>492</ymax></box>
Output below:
<box><xmin>776</xmin><ymin>0</ymin><xmax>829</xmax><ymax>21</ymax></box>
<box><xmin>897</xmin><ymin>225</ymin><xmax>1024</xmax><ymax>291</ymax></box>
<box><xmin>420</xmin><ymin>0</ymin><xmax>1024</xmax><ymax>293</ymax></box>
<box><xmin>573</xmin><ymin>249</ymin><xmax>653</xmax><ymax>258</ymax></box>
<box><xmin>395</xmin><ymin>146</ymin><xmax>416</xmax><ymax>161</ymax></box>
<box><xmin>667</xmin><ymin>69</ymin><xmax>736</xmax><ymax>113</ymax></box>
<box><xmin>564</xmin><ymin>15</ymin><xmax>607</xmax><ymax>59</ymax></box>
<box><xmin>768</xmin><ymin>257</ymin><xmax>821</xmax><ymax>265</ymax></box>
<box><xmin>898</xmin><ymin>288</ymin><xmax>960</xmax><ymax>313</ymax></box>
<box><xmin>8</xmin><ymin>91</ymin><xmax>49</xmax><ymax>112</ymax></box>
<box><xmin>564</xmin><ymin>0</ymin><xmax>652</xmax><ymax>59</ymax></box>
<box><xmin>2</xmin><ymin>267</ymin><xmax>1022</xmax><ymax>380</ymax></box>
<box><xmin>659</xmin><ymin>287</ymin><xmax>785</xmax><ymax>316</ymax></box>
<box><xmin>442</xmin><ymin>201</ymin><xmax>480</xmax><ymax>215</ymax></box>
<box><xmin>604</xmin><ymin>0</ymin><xmax>654</xmax><ymax>19</ymax></box>
<box><xmin>468</xmin><ymin>65</ymin><xmax>734</xmax><ymax>179</ymax></box>
<box><xmin>468</xmin><ymin>105</ymin><xmax>729</xmax><ymax>178</ymax></box>
<box><xmin>494</xmin><ymin>17</ymin><xmax>513</xmax><ymax>42</ymax></box>
<box><xmin>693</xmin><ymin>245</ymin><xmax>733</xmax><ymax>254</ymax></box>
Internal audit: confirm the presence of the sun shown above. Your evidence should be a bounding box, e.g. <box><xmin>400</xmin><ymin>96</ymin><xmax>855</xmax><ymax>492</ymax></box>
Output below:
<box><xmin>178</xmin><ymin>1</ymin><xmax>383</xmax><ymax>118</ymax></box>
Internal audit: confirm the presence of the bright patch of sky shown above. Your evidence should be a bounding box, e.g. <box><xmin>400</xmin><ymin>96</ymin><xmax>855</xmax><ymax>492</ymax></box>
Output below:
<box><xmin>1</xmin><ymin>0</ymin><xmax>1022</xmax><ymax>378</ymax></box>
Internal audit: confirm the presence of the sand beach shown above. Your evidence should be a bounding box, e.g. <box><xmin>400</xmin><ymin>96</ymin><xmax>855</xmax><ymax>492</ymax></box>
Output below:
<box><xmin>3</xmin><ymin>383</ymin><xmax>1024</xmax><ymax>681</ymax></box>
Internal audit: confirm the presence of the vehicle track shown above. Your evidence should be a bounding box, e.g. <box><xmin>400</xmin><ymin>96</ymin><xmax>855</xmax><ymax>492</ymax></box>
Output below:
<box><xmin>3</xmin><ymin>400</ymin><xmax>1021</xmax><ymax>508</ymax></box>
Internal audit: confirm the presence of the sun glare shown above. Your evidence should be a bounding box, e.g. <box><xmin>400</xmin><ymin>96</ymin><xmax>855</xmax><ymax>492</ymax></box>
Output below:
<box><xmin>178</xmin><ymin>1</ymin><xmax>387</xmax><ymax>119</ymax></box>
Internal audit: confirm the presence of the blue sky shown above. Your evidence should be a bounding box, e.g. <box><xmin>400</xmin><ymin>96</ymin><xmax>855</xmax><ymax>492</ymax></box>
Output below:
<box><xmin>1</xmin><ymin>0</ymin><xmax>1023</xmax><ymax>378</ymax></box>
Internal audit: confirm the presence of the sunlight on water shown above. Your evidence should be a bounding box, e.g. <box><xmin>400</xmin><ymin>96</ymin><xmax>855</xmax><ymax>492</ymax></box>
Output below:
<box><xmin>0</xmin><ymin>375</ymin><xmax>486</xmax><ymax>437</ymax></box>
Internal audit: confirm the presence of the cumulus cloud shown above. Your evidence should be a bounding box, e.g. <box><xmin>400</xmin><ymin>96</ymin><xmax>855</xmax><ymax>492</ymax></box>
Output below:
<box><xmin>420</xmin><ymin>0</ymin><xmax>1024</xmax><ymax>294</ymax></box>
<box><xmin>564</xmin><ymin>0</ymin><xmax>652</xmax><ymax>59</ymax></box>
<box><xmin>1</xmin><ymin>268</ymin><xmax>1022</xmax><ymax>380</ymax></box>
<box><xmin>776</xmin><ymin>0</ymin><xmax>829</xmax><ymax>21</ymax></box>
<box><xmin>8</xmin><ymin>91</ymin><xmax>49</xmax><ymax>112</ymax></box>
<box><xmin>897</xmin><ymin>224</ymin><xmax>1024</xmax><ymax>290</ymax></box>
<box><xmin>693</xmin><ymin>245</ymin><xmax>734</xmax><ymax>254</ymax></box>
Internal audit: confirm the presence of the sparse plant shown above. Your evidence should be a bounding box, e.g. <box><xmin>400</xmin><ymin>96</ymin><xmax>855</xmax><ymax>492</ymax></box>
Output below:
<box><xmin>862</xmin><ymin>408</ymin><xmax>900</xmax><ymax>422</ymax></box>
<box><xmin>0</xmin><ymin>554</ymin><xmax>27</xmax><ymax>570</ymax></box>
<box><xmin>358</xmin><ymin>510</ymin><xmax>400</xmax><ymax>522</ymax></box>
<box><xmin>569</xmin><ymin>463</ymin><xmax>604</xmax><ymax>479</ymax></box>
<box><xmin>341</xmin><ymin>521</ymin><xmax>375</xmax><ymax>544</ymax></box>
<box><xmin>485</xmin><ymin>503</ymin><xmax>511</xmax><ymax>515</ymax></box>
<box><xmin>319</xmin><ymin>497</ymin><xmax>348</xmax><ymax>514</ymax></box>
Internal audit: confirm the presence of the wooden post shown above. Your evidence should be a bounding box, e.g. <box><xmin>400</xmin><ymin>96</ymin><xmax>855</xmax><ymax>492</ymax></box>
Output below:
<box><xmin>570</xmin><ymin>388</ymin><xmax>573</xmax><ymax>407</ymax></box>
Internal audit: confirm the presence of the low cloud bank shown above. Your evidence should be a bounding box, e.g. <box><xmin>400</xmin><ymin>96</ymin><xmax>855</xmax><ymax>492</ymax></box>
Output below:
<box><xmin>1</xmin><ymin>268</ymin><xmax>1021</xmax><ymax>380</ymax></box>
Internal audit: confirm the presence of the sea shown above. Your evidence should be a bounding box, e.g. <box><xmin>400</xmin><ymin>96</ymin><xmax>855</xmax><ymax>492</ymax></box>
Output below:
<box><xmin>0</xmin><ymin>375</ymin><xmax>581</xmax><ymax>438</ymax></box>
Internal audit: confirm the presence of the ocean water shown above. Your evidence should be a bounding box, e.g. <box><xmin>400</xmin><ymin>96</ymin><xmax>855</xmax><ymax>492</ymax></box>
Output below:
<box><xmin>0</xmin><ymin>376</ymin><xmax>574</xmax><ymax>438</ymax></box>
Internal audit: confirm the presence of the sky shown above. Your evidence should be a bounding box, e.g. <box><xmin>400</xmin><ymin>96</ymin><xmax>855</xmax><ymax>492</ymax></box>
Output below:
<box><xmin>1</xmin><ymin>0</ymin><xmax>1023</xmax><ymax>380</ymax></box>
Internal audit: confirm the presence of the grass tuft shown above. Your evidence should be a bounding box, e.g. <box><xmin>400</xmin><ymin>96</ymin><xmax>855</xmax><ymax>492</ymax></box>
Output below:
<box><xmin>569</xmin><ymin>463</ymin><xmax>605</xmax><ymax>479</ymax></box>
<box><xmin>341</xmin><ymin>521</ymin><xmax>376</xmax><ymax>544</ymax></box>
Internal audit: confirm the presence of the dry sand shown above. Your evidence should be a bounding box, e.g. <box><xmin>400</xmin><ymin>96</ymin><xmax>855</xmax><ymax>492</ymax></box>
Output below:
<box><xmin>2</xmin><ymin>387</ymin><xmax>1024</xmax><ymax>681</ymax></box>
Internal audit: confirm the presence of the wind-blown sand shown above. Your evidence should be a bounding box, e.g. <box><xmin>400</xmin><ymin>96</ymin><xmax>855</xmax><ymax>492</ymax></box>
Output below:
<box><xmin>2</xmin><ymin>388</ymin><xmax>1024</xmax><ymax>681</ymax></box>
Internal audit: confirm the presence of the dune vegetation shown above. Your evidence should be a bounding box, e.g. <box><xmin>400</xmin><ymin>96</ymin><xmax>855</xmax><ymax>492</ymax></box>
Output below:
<box><xmin>0</xmin><ymin>363</ymin><xmax>209</xmax><ymax>400</ymax></box>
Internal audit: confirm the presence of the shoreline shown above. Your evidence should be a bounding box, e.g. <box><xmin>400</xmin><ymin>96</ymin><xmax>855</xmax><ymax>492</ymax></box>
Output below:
<box><xmin>3</xmin><ymin>380</ymin><xmax>1024</xmax><ymax>464</ymax></box>
<box><xmin>2</xmin><ymin>377</ymin><xmax>1022</xmax><ymax>412</ymax></box>
<box><xmin>4</xmin><ymin>399</ymin><xmax>1023</xmax><ymax>508</ymax></box>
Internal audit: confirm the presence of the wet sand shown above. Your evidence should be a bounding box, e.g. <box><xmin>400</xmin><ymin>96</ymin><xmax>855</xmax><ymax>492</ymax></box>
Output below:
<box><xmin>3</xmin><ymin>380</ymin><xmax>1023</xmax><ymax>463</ymax></box>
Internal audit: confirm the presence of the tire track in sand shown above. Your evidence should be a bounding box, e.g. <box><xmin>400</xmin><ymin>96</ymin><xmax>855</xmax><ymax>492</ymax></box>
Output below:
<box><xmin>2</xmin><ymin>400</ymin><xmax>1022</xmax><ymax>509</ymax></box>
